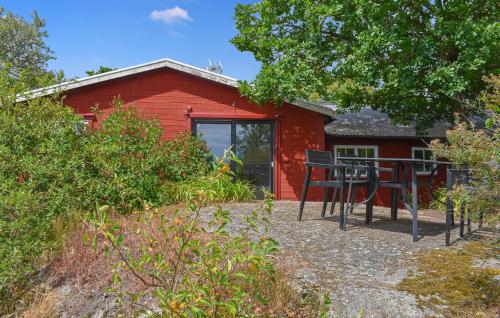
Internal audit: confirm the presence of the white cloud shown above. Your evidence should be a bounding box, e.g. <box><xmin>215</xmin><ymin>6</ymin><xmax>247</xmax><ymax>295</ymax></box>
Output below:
<box><xmin>150</xmin><ymin>6</ymin><xmax>193</xmax><ymax>24</ymax></box>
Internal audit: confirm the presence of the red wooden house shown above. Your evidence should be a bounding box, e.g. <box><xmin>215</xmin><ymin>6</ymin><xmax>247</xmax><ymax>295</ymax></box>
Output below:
<box><xmin>26</xmin><ymin>58</ymin><xmax>449</xmax><ymax>206</ymax></box>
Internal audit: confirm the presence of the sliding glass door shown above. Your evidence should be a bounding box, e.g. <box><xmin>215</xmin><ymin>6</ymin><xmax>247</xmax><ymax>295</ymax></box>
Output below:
<box><xmin>193</xmin><ymin>120</ymin><xmax>274</xmax><ymax>199</ymax></box>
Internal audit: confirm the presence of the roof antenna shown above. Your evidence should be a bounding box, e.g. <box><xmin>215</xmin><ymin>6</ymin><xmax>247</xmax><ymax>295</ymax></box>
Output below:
<box><xmin>206</xmin><ymin>58</ymin><xmax>223</xmax><ymax>74</ymax></box>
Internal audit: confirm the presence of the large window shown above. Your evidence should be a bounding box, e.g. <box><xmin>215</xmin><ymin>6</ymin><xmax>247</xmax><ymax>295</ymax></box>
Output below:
<box><xmin>412</xmin><ymin>147</ymin><xmax>435</xmax><ymax>174</ymax></box>
<box><xmin>334</xmin><ymin>145</ymin><xmax>378</xmax><ymax>176</ymax></box>
<box><xmin>193</xmin><ymin>120</ymin><xmax>274</xmax><ymax>199</ymax></box>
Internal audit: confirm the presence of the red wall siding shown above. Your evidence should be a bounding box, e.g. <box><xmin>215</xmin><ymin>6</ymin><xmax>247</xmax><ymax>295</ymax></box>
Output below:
<box><xmin>62</xmin><ymin>68</ymin><xmax>326</xmax><ymax>201</ymax></box>
<box><xmin>326</xmin><ymin>137</ymin><xmax>446</xmax><ymax>207</ymax></box>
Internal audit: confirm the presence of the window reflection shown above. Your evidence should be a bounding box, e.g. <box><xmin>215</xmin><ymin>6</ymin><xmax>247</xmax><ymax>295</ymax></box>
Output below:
<box><xmin>196</xmin><ymin>123</ymin><xmax>232</xmax><ymax>160</ymax></box>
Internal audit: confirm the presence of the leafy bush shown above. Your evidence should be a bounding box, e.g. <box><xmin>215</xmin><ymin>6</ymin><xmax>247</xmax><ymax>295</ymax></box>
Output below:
<box><xmin>0</xmin><ymin>94</ymin><xmax>262</xmax><ymax>314</ymax></box>
<box><xmin>77</xmin><ymin>101</ymin><xmax>210</xmax><ymax>213</ymax></box>
<box><xmin>0</xmin><ymin>96</ymin><xmax>84</xmax><ymax>304</ymax></box>
<box><xmin>0</xmin><ymin>98</ymin><xmax>212</xmax><ymax>309</ymax></box>
<box><xmin>163</xmin><ymin>132</ymin><xmax>210</xmax><ymax>182</ymax></box>
<box><xmin>429</xmin><ymin>123</ymin><xmax>499</xmax><ymax>225</ymax></box>
<box><xmin>85</xmin><ymin>198</ymin><xmax>329</xmax><ymax>317</ymax></box>
<box><xmin>430</xmin><ymin>75</ymin><xmax>499</xmax><ymax>226</ymax></box>
<box><xmin>163</xmin><ymin>150</ymin><xmax>255</xmax><ymax>205</ymax></box>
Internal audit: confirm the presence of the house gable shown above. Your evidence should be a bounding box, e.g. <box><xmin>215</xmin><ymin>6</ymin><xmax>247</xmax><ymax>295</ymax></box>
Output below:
<box><xmin>61</xmin><ymin>64</ymin><xmax>327</xmax><ymax>201</ymax></box>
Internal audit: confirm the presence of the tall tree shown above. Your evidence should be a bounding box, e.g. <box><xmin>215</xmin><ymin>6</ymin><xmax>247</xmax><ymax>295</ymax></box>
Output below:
<box><xmin>86</xmin><ymin>66</ymin><xmax>116</xmax><ymax>76</ymax></box>
<box><xmin>232</xmin><ymin>0</ymin><xmax>500</xmax><ymax>129</ymax></box>
<box><xmin>0</xmin><ymin>6</ymin><xmax>59</xmax><ymax>93</ymax></box>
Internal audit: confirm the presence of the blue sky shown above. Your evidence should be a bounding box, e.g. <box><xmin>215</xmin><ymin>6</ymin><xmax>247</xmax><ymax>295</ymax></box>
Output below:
<box><xmin>2</xmin><ymin>0</ymin><xmax>260</xmax><ymax>80</ymax></box>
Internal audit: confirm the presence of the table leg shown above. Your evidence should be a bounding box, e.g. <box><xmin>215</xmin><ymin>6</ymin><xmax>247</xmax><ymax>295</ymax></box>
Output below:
<box><xmin>411</xmin><ymin>163</ymin><xmax>418</xmax><ymax>242</ymax></box>
<box><xmin>467</xmin><ymin>216</ymin><xmax>472</xmax><ymax>235</ymax></box>
<box><xmin>344</xmin><ymin>180</ymin><xmax>354</xmax><ymax>231</ymax></box>
<box><xmin>321</xmin><ymin>169</ymin><xmax>334</xmax><ymax>217</ymax></box>
<box><xmin>321</xmin><ymin>188</ymin><xmax>330</xmax><ymax>218</ymax></box>
<box><xmin>391</xmin><ymin>165</ymin><xmax>400</xmax><ymax>221</ymax></box>
<box><xmin>445</xmin><ymin>166</ymin><xmax>453</xmax><ymax>246</ymax></box>
<box><xmin>339</xmin><ymin>173</ymin><xmax>345</xmax><ymax>230</ymax></box>
<box><xmin>459</xmin><ymin>203</ymin><xmax>465</xmax><ymax>237</ymax></box>
<box><xmin>298</xmin><ymin>167</ymin><xmax>311</xmax><ymax>221</ymax></box>
<box><xmin>366</xmin><ymin>164</ymin><xmax>375</xmax><ymax>224</ymax></box>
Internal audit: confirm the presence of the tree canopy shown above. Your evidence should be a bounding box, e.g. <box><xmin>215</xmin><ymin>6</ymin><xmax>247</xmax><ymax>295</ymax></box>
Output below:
<box><xmin>0</xmin><ymin>6</ymin><xmax>61</xmax><ymax>94</ymax></box>
<box><xmin>232</xmin><ymin>0</ymin><xmax>500</xmax><ymax>129</ymax></box>
<box><xmin>86</xmin><ymin>66</ymin><xmax>116</xmax><ymax>76</ymax></box>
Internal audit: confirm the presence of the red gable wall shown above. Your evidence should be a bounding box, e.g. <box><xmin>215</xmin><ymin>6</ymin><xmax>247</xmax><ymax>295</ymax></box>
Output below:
<box><xmin>62</xmin><ymin>68</ymin><xmax>326</xmax><ymax>201</ymax></box>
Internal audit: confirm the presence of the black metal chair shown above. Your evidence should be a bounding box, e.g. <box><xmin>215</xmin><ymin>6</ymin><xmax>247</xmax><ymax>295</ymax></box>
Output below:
<box><xmin>298</xmin><ymin>150</ymin><xmax>346</xmax><ymax>223</ymax></box>
<box><xmin>327</xmin><ymin>157</ymin><xmax>401</xmax><ymax>225</ymax></box>
<box><xmin>329</xmin><ymin>163</ymin><xmax>386</xmax><ymax>215</ymax></box>
<box><xmin>328</xmin><ymin>165</ymin><xmax>361</xmax><ymax>213</ymax></box>
<box><xmin>298</xmin><ymin>150</ymin><xmax>376</xmax><ymax>230</ymax></box>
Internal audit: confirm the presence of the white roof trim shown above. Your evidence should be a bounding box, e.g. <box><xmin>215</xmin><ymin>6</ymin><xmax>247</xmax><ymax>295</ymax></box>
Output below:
<box><xmin>290</xmin><ymin>100</ymin><xmax>335</xmax><ymax>116</ymax></box>
<box><xmin>17</xmin><ymin>57</ymin><xmax>334</xmax><ymax>116</ymax></box>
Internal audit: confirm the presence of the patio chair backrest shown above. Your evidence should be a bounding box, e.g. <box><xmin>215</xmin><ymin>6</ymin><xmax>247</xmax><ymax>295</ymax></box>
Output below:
<box><xmin>305</xmin><ymin>150</ymin><xmax>334</xmax><ymax>168</ymax></box>
<box><xmin>337</xmin><ymin>155</ymin><xmax>373</xmax><ymax>179</ymax></box>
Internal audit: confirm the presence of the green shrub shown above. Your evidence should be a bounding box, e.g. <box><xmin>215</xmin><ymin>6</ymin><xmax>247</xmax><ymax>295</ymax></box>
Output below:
<box><xmin>163</xmin><ymin>150</ymin><xmax>255</xmax><ymax>205</ymax></box>
<box><xmin>0</xmin><ymin>98</ymin><xmax>213</xmax><ymax>309</ymax></box>
<box><xmin>429</xmin><ymin>76</ymin><xmax>499</xmax><ymax>226</ymax></box>
<box><xmin>0</xmin><ymin>95</ymin><xmax>261</xmax><ymax>313</ymax></box>
<box><xmin>163</xmin><ymin>132</ymin><xmax>211</xmax><ymax>182</ymax></box>
<box><xmin>77</xmin><ymin>101</ymin><xmax>211</xmax><ymax>213</ymax></box>
<box><xmin>0</xmin><ymin>96</ymin><xmax>84</xmax><ymax>305</ymax></box>
<box><xmin>77</xmin><ymin>102</ymin><xmax>201</xmax><ymax>212</ymax></box>
<box><xmin>430</xmin><ymin>122</ymin><xmax>499</xmax><ymax>225</ymax></box>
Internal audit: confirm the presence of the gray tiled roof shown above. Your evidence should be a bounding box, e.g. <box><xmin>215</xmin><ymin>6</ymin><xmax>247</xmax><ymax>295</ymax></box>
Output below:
<box><xmin>325</xmin><ymin>108</ymin><xmax>450</xmax><ymax>139</ymax></box>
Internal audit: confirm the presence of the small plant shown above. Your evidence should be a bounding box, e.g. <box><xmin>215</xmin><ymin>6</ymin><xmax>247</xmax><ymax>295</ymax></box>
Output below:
<box><xmin>163</xmin><ymin>149</ymin><xmax>256</xmax><ymax>205</ymax></box>
<box><xmin>429</xmin><ymin>122</ymin><xmax>499</xmax><ymax>226</ymax></box>
<box><xmin>85</xmin><ymin>197</ymin><xmax>279</xmax><ymax>316</ymax></box>
<box><xmin>85</xmin><ymin>195</ymin><xmax>329</xmax><ymax>317</ymax></box>
<box><xmin>427</xmin><ymin>187</ymin><xmax>470</xmax><ymax>215</ymax></box>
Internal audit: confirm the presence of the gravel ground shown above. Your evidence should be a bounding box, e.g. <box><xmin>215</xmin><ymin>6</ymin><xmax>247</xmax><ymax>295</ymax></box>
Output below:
<box><xmin>202</xmin><ymin>200</ymin><xmax>464</xmax><ymax>318</ymax></box>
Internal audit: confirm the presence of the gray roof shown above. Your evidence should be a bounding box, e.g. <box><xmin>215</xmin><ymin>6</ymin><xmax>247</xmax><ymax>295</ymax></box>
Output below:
<box><xmin>325</xmin><ymin>108</ymin><xmax>450</xmax><ymax>139</ymax></box>
<box><xmin>18</xmin><ymin>58</ymin><xmax>335</xmax><ymax>117</ymax></box>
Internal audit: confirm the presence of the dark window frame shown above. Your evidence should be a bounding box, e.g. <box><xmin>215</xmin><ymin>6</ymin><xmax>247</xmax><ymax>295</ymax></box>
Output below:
<box><xmin>192</xmin><ymin>119</ymin><xmax>275</xmax><ymax>195</ymax></box>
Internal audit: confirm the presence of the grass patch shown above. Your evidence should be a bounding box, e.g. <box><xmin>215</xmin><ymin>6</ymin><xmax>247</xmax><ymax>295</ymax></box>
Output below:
<box><xmin>397</xmin><ymin>240</ymin><xmax>500</xmax><ymax>317</ymax></box>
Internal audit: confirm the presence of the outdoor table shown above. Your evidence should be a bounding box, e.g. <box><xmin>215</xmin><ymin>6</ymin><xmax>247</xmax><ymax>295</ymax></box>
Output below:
<box><xmin>338</xmin><ymin>157</ymin><xmax>456</xmax><ymax>245</ymax></box>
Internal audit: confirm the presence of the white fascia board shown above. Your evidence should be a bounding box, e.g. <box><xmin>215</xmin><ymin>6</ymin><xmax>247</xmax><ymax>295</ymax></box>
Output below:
<box><xmin>16</xmin><ymin>58</ymin><xmax>334</xmax><ymax>117</ymax></box>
